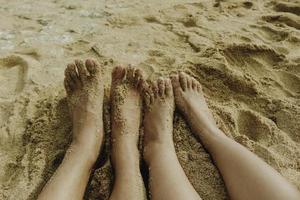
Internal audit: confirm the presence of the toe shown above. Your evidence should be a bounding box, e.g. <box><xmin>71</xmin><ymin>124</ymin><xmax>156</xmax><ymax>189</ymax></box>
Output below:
<box><xmin>170</xmin><ymin>74</ymin><xmax>181</xmax><ymax>93</ymax></box>
<box><xmin>137</xmin><ymin>77</ymin><xmax>147</xmax><ymax>94</ymax></box>
<box><xmin>192</xmin><ymin>78</ymin><xmax>198</xmax><ymax>90</ymax></box>
<box><xmin>187</xmin><ymin>75</ymin><xmax>193</xmax><ymax>89</ymax></box>
<box><xmin>192</xmin><ymin>78</ymin><xmax>202</xmax><ymax>92</ymax></box>
<box><xmin>64</xmin><ymin>77</ymin><xmax>74</xmax><ymax>95</ymax></box>
<box><xmin>134</xmin><ymin>69</ymin><xmax>143</xmax><ymax>87</ymax></box>
<box><xmin>141</xmin><ymin>80</ymin><xmax>152</xmax><ymax>106</ymax></box>
<box><xmin>157</xmin><ymin>77</ymin><xmax>165</xmax><ymax>97</ymax></box>
<box><xmin>197</xmin><ymin>83</ymin><xmax>202</xmax><ymax>92</ymax></box>
<box><xmin>179</xmin><ymin>72</ymin><xmax>188</xmax><ymax>91</ymax></box>
<box><xmin>151</xmin><ymin>81</ymin><xmax>159</xmax><ymax>98</ymax></box>
<box><xmin>144</xmin><ymin>91</ymin><xmax>152</xmax><ymax>107</ymax></box>
<box><xmin>75</xmin><ymin>59</ymin><xmax>88</xmax><ymax>82</ymax></box>
<box><xmin>148</xmin><ymin>81</ymin><xmax>155</xmax><ymax>104</ymax></box>
<box><xmin>112</xmin><ymin>66</ymin><xmax>125</xmax><ymax>84</ymax></box>
<box><xmin>165</xmin><ymin>78</ymin><xmax>173</xmax><ymax>97</ymax></box>
<box><xmin>126</xmin><ymin>66</ymin><xmax>135</xmax><ymax>81</ymax></box>
<box><xmin>64</xmin><ymin>65</ymin><xmax>72</xmax><ymax>81</ymax></box>
<box><xmin>66</xmin><ymin>63</ymin><xmax>81</xmax><ymax>86</ymax></box>
<box><xmin>86</xmin><ymin>59</ymin><xmax>99</xmax><ymax>76</ymax></box>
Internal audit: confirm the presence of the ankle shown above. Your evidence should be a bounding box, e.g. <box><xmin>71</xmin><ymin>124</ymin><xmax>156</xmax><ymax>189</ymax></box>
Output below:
<box><xmin>111</xmin><ymin>143</ymin><xmax>140</xmax><ymax>165</ymax></box>
<box><xmin>68</xmin><ymin>142</ymin><xmax>99</xmax><ymax>167</ymax></box>
<box><xmin>143</xmin><ymin>142</ymin><xmax>176</xmax><ymax>164</ymax></box>
<box><xmin>72</xmin><ymin>124</ymin><xmax>103</xmax><ymax>148</ymax></box>
<box><xmin>196</xmin><ymin>127</ymin><xmax>228</xmax><ymax>153</ymax></box>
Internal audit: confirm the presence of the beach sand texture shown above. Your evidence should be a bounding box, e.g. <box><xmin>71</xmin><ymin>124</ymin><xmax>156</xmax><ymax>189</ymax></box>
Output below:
<box><xmin>0</xmin><ymin>0</ymin><xmax>299</xmax><ymax>199</ymax></box>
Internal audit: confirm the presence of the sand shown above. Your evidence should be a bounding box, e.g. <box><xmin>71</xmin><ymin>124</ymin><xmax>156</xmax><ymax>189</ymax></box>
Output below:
<box><xmin>0</xmin><ymin>0</ymin><xmax>299</xmax><ymax>199</ymax></box>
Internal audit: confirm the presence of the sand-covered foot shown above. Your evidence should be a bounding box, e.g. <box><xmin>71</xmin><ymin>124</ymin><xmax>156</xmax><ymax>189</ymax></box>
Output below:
<box><xmin>64</xmin><ymin>59</ymin><xmax>104</xmax><ymax>161</ymax></box>
<box><xmin>171</xmin><ymin>72</ymin><xmax>219</xmax><ymax>140</ymax></box>
<box><xmin>141</xmin><ymin>78</ymin><xmax>175</xmax><ymax>163</ymax></box>
<box><xmin>109</xmin><ymin>66</ymin><xmax>146</xmax><ymax>200</ymax></box>
<box><xmin>110</xmin><ymin>66</ymin><xmax>143</xmax><ymax>167</ymax></box>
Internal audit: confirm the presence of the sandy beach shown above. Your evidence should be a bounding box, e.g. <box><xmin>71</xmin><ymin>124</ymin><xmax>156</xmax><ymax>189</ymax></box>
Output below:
<box><xmin>0</xmin><ymin>0</ymin><xmax>299</xmax><ymax>199</ymax></box>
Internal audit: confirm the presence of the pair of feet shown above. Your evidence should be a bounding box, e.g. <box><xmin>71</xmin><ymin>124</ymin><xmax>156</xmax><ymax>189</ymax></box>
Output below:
<box><xmin>64</xmin><ymin>58</ymin><xmax>217</xmax><ymax>168</ymax></box>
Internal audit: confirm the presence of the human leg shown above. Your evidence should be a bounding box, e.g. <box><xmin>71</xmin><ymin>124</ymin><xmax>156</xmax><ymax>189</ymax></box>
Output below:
<box><xmin>171</xmin><ymin>72</ymin><xmax>300</xmax><ymax>200</ymax></box>
<box><xmin>142</xmin><ymin>78</ymin><xmax>202</xmax><ymax>200</ymax></box>
<box><xmin>109</xmin><ymin>66</ymin><xmax>146</xmax><ymax>200</ymax></box>
<box><xmin>38</xmin><ymin>59</ymin><xmax>104</xmax><ymax>200</ymax></box>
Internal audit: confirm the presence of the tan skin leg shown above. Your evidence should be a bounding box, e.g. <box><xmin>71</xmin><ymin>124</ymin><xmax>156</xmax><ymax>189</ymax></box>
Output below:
<box><xmin>109</xmin><ymin>66</ymin><xmax>146</xmax><ymax>200</ymax></box>
<box><xmin>171</xmin><ymin>72</ymin><xmax>300</xmax><ymax>200</ymax></box>
<box><xmin>38</xmin><ymin>59</ymin><xmax>104</xmax><ymax>200</ymax></box>
<box><xmin>140</xmin><ymin>78</ymin><xmax>202</xmax><ymax>200</ymax></box>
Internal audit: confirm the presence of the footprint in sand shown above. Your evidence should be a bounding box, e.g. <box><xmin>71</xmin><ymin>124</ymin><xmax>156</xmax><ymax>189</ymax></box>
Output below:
<box><xmin>222</xmin><ymin>44</ymin><xmax>300</xmax><ymax>97</ymax></box>
<box><xmin>262</xmin><ymin>13</ymin><xmax>300</xmax><ymax>30</ymax></box>
<box><xmin>275</xmin><ymin>108</ymin><xmax>300</xmax><ymax>143</ymax></box>
<box><xmin>262</xmin><ymin>1</ymin><xmax>300</xmax><ymax>30</ymax></box>
<box><xmin>0</xmin><ymin>55</ymin><xmax>28</xmax><ymax>99</ymax></box>
<box><xmin>276</xmin><ymin>70</ymin><xmax>300</xmax><ymax>96</ymax></box>
<box><xmin>0</xmin><ymin>52</ymin><xmax>42</xmax><ymax>99</ymax></box>
<box><xmin>237</xmin><ymin>110</ymin><xmax>273</xmax><ymax>146</ymax></box>
<box><xmin>274</xmin><ymin>2</ymin><xmax>300</xmax><ymax>16</ymax></box>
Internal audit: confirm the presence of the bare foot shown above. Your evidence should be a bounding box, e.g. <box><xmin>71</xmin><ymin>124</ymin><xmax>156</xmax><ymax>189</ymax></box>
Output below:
<box><xmin>141</xmin><ymin>78</ymin><xmax>202</xmax><ymax>200</ymax></box>
<box><xmin>64</xmin><ymin>59</ymin><xmax>104</xmax><ymax>162</ymax></box>
<box><xmin>109</xmin><ymin>66</ymin><xmax>146</xmax><ymax>200</ymax></box>
<box><xmin>171</xmin><ymin>72</ymin><xmax>222</xmax><ymax>142</ymax></box>
<box><xmin>110</xmin><ymin>66</ymin><xmax>143</xmax><ymax>165</ymax></box>
<box><xmin>141</xmin><ymin>78</ymin><xmax>175</xmax><ymax>163</ymax></box>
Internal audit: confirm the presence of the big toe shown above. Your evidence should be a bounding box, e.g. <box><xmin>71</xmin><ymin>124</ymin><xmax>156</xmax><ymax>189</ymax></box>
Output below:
<box><xmin>157</xmin><ymin>77</ymin><xmax>166</xmax><ymax>97</ymax></box>
<box><xmin>179</xmin><ymin>72</ymin><xmax>188</xmax><ymax>91</ymax></box>
<box><xmin>75</xmin><ymin>59</ymin><xmax>88</xmax><ymax>82</ymax></box>
<box><xmin>112</xmin><ymin>66</ymin><xmax>125</xmax><ymax>83</ymax></box>
<box><xmin>65</xmin><ymin>63</ymin><xmax>81</xmax><ymax>87</ymax></box>
<box><xmin>64</xmin><ymin>76</ymin><xmax>75</xmax><ymax>95</ymax></box>
<box><xmin>141</xmin><ymin>80</ymin><xmax>152</xmax><ymax>106</ymax></box>
<box><xmin>86</xmin><ymin>59</ymin><xmax>100</xmax><ymax>77</ymax></box>
<box><xmin>126</xmin><ymin>66</ymin><xmax>135</xmax><ymax>82</ymax></box>
<box><xmin>165</xmin><ymin>78</ymin><xmax>173</xmax><ymax>97</ymax></box>
<box><xmin>170</xmin><ymin>74</ymin><xmax>181</xmax><ymax>91</ymax></box>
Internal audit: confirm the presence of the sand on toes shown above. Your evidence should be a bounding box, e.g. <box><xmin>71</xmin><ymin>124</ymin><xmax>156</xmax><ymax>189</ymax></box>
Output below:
<box><xmin>63</xmin><ymin>59</ymin><xmax>104</xmax><ymax>160</ymax></box>
<box><xmin>110</xmin><ymin>66</ymin><xmax>144</xmax><ymax>164</ymax></box>
<box><xmin>170</xmin><ymin>72</ymin><xmax>219</xmax><ymax>139</ymax></box>
<box><xmin>140</xmin><ymin>77</ymin><xmax>175</xmax><ymax>163</ymax></box>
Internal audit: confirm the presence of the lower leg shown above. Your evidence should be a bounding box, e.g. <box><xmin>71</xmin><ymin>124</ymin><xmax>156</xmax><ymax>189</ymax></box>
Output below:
<box><xmin>109</xmin><ymin>66</ymin><xmax>146</xmax><ymax>200</ymax></box>
<box><xmin>171</xmin><ymin>72</ymin><xmax>300</xmax><ymax>200</ymax></box>
<box><xmin>38</xmin><ymin>59</ymin><xmax>104</xmax><ymax>200</ymax></box>
<box><xmin>205</xmin><ymin>129</ymin><xmax>300</xmax><ymax>200</ymax></box>
<box><xmin>110</xmin><ymin>139</ymin><xmax>145</xmax><ymax>200</ymax></box>
<box><xmin>142</xmin><ymin>78</ymin><xmax>202</xmax><ymax>200</ymax></box>
<box><xmin>38</xmin><ymin>144</ymin><xmax>98</xmax><ymax>200</ymax></box>
<box><xmin>145</xmin><ymin>146</ymin><xmax>201</xmax><ymax>200</ymax></box>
